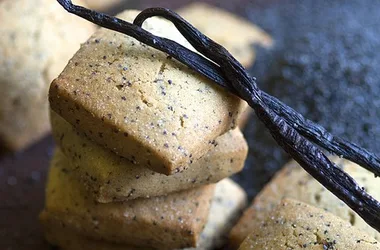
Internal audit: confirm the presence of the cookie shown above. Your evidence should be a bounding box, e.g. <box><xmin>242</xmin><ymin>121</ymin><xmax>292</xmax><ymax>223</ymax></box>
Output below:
<box><xmin>194</xmin><ymin>178</ymin><xmax>247</xmax><ymax>250</ymax></box>
<box><xmin>39</xmin><ymin>150</ymin><xmax>215</xmax><ymax>249</ymax></box>
<box><xmin>238</xmin><ymin>198</ymin><xmax>379</xmax><ymax>250</ymax></box>
<box><xmin>0</xmin><ymin>0</ymin><xmax>94</xmax><ymax>151</ymax></box>
<box><xmin>178</xmin><ymin>2</ymin><xmax>273</xmax><ymax>68</ymax></box>
<box><xmin>49</xmin><ymin>10</ymin><xmax>245</xmax><ymax>175</ymax></box>
<box><xmin>50</xmin><ymin>110</ymin><xmax>247</xmax><ymax>202</ymax></box>
<box><xmin>42</xmin><ymin>178</ymin><xmax>246</xmax><ymax>250</ymax></box>
<box><xmin>229</xmin><ymin>158</ymin><xmax>380</xmax><ymax>248</ymax></box>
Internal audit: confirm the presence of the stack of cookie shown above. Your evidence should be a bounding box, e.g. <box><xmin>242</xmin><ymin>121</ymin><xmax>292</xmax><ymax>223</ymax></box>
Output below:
<box><xmin>40</xmin><ymin>8</ymin><xmax>256</xmax><ymax>250</ymax></box>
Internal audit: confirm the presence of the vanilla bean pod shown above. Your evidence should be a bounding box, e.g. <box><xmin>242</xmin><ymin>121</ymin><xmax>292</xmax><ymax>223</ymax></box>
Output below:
<box><xmin>57</xmin><ymin>0</ymin><xmax>380</xmax><ymax>231</ymax></box>
<box><xmin>134</xmin><ymin>8</ymin><xmax>380</xmax><ymax>231</ymax></box>
<box><xmin>57</xmin><ymin>0</ymin><xmax>380</xmax><ymax>177</ymax></box>
<box><xmin>262</xmin><ymin>93</ymin><xmax>380</xmax><ymax>177</ymax></box>
<box><xmin>134</xmin><ymin>8</ymin><xmax>380</xmax><ymax>178</ymax></box>
<box><xmin>56</xmin><ymin>0</ymin><xmax>228</xmax><ymax>88</ymax></box>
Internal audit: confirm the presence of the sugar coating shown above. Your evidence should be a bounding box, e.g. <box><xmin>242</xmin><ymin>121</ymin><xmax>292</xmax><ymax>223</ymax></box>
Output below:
<box><xmin>41</xmin><ymin>178</ymin><xmax>247</xmax><ymax>250</ymax></box>
<box><xmin>229</xmin><ymin>158</ymin><xmax>380</xmax><ymax>248</ymax></box>
<box><xmin>0</xmin><ymin>0</ymin><xmax>94</xmax><ymax>151</ymax></box>
<box><xmin>39</xmin><ymin>151</ymin><xmax>215</xmax><ymax>249</ymax></box>
<box><xmin>238</xmin><ymin>199</ymin><xmax>379</xmax><ymax>250</ymax></box>
<box><xmin>49</xmin><ymin>10</ymin><xmax>245</xmax><ymax>175</ymax></box>
<box><xmin>178</xmin><ymin>2</ymin><xmax>273</xmax><ymax>69</ymax></box>
<box><xmin>51</xmin><ymin>111</ymin><xmax>248</xmax><ymax>202</ymax></box>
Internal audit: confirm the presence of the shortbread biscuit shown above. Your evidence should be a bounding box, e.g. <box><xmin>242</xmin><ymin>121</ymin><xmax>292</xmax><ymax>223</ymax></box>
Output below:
<box><xmin>178</xmin><ymin>2</ymin><xmax>273</xmax><ymax>68</ymax></box>
<box><xmin>49</xmin><ymin>10</ymin><xmax>245</xmax><ymax>175</ymax></box>
<box><xmin>42</xmin><ymin>178</ymin><xmax>246</xmax><ymax>250</ymax></box>
<box><xmin>230</xmin><ymin>158</ymin><xmax>380</xmax><ymax>248</ymax></box>
<box><xmin>40</xmin><ymin>150</ymin><xmax>215</xmax><ymax>249</ymax></box>
<box><xmin>238</xmin><ymin>198</ymin><xmax>379</xmax><ymax>250</ymax></box>
<box><xmin>0</xmin><ymin>0</ymin><xmax>94</xmax><ymax>151</ymax></box>
<box><xmin>50</xmin><ymin>111</ymin><xmax>247</xmax><ymax>202</ymax></box>
<box><xmin>195</xmin><ymin>178</ymin><xmax>247</xmax><ymax>250</ymax></box>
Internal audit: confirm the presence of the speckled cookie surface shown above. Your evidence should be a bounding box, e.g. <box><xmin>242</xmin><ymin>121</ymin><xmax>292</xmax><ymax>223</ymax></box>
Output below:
<box><xmin>229</xmin><ymin>158</ymin><xmax>380</xmax><ymax>248</ymax></box>
<box><xmin>51</xmin><ymin>111</ymin><xmax>247</xmax><ymax>202</ymax></box>
<box><xmin>39</xmin><ymin>150</ymin><xmax>215</xmax><ymax>249</ymax></box>
<box><xmin>41</xmin><ymin>178</ymin><xmax>246</xmax><ymax>250</ymax></box>
<box><xmin>49</xmin><ymin>10</ymin><xmax>245</xmax><ymax>175</ymax></box>
<box><xmin>178</xmin><ymin>2</ymin><xmax>273</xmax><ymax>68</ymax></box>
<box><xmin>238</xmin><ymin>198</ymin><xmax>379</xmax><ymax>250</ymax></box>
<box><xmin>0</xmin><ymin>0</ymin><xmax>94</xmax><ymax>151</ymax></box>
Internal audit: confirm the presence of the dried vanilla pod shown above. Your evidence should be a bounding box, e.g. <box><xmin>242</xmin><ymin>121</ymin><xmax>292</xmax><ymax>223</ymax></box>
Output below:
<box><xmin>56</xmin><ymin>0</ymin><xmax>380</xmax><ymax>232</ymax></box>
<box><xmin>49</xmin><ymin>8</ymin><xmax>245</xmax><ymax>176</ymax></box>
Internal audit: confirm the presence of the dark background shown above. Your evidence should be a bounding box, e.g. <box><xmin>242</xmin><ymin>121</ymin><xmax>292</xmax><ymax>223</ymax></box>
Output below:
<box><xmin>2</xmin><ymin>0</ymin><xmax>380</xmax><ymax>249</ymax></box>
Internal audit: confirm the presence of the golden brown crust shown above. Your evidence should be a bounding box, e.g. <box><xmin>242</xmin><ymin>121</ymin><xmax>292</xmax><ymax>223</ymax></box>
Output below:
<box><xmin>49</xmin><ymin>10</ymin><xmax>245</xmax><ymax>175</ymax></box>
<box><xmin>0</xmin><ymin>0</ymin><xmax>94</xmax><ymax>151</ymax></box>
<box><xmin>238</xmin><ymin>198</ymin><xmax>379</xmax><ymax>250</ymax></box>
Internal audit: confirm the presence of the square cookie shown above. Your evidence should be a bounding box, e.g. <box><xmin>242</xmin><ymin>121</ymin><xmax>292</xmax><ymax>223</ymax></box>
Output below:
<box><xmin>42</xmin><ymin>178</ymin><xmax>247</xmax><ymax>250</ymax></box>
<box><xmin>238</xmin><ymin>199</ymin><xmax>379</xmax><ymax>250</ymax></box>
<box><xmin>49</xmin><ymin>10</ymin><xmax>245</xmax><ymax>175</ymax></box>
<box><xmin>51</xmin><ymin>111</ymin><xmax>247</xmax><ymax>202</ymax></box>
<box><xmin>40</xmin><ymin>150</ymin><xmax>215</xmax><ymax>249</ymax></box>
<box><xmin>229</xmin><ymin>158</ymin><xmax>380</xmax><ymax>248</ymax></box>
